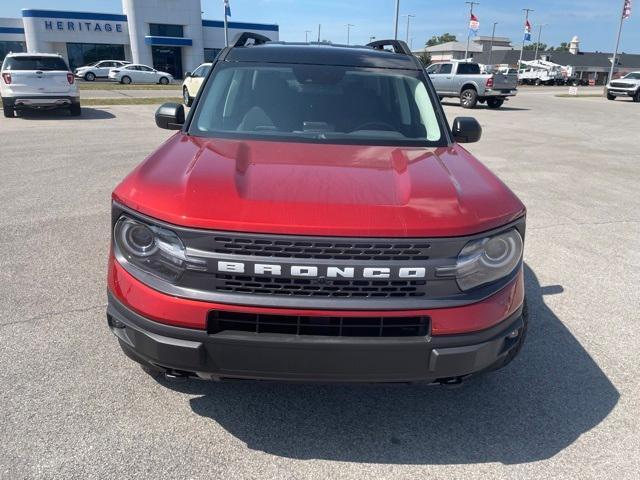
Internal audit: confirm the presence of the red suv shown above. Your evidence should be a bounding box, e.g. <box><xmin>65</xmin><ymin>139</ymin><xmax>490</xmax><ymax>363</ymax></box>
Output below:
<box><xmin>107</xmin><ymin>35</ymin><xmax>527</xmax><ymax>384</ymax></box>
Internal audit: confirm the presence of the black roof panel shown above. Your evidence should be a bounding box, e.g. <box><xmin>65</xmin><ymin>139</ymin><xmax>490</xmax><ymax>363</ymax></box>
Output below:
<box><xmin>225</xmin><ymin>43</ymin><xmax>421</xmax><ymax>70</ymax></box>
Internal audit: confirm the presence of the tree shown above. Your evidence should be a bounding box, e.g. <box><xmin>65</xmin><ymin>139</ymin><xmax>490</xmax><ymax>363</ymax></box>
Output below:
<box><xmin>549</xmin><ymin>42</ymin><xmax>570</xmax><ymax>52</ymax></box>
<box><xmin>523</xmin><ymin>42</ymin><xmax>547</xmax><ymax>51</ymax></box>
<box><xmin>416</xmin><ymin>51</ymin><xmax>432</xmax><ymax>66</ymax></box>
<box><xmin>426</xmin><ymin>33</ymin><xmax>457</xmax><ymax>47</ymax></box>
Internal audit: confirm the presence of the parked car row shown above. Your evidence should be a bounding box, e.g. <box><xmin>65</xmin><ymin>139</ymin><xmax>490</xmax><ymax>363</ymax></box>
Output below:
<box><xmin>74</xmin><ymin>59</ymin><xmax>174</xmax><ymax>85</ymax></box>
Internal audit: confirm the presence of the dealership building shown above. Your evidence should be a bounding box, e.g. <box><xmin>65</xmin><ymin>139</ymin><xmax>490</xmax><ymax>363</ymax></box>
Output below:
<box><xmin>0</xmin><ymin>0</ymin><xmax>279</xmax><ymax>78</ymax></box>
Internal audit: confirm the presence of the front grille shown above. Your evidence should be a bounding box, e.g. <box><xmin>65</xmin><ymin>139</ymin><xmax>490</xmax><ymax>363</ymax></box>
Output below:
<box><xmin>209</xmin><ymin>234</ymin><xmax>431</xmax><ymax>261</ymax></box>
<box><xmin>208</xmin><ymin>311</ymin><xmax>430</xmax><ymax>337</ymax></box>
<box><xmin>212</xmin><ymin>273</ymin><xmax>427</xmax><ymax>298</ymax></box>
<box><xmin>610</xmin><ymin>82</ymin><xmax>631</xmax><ymax>88</ymax></box>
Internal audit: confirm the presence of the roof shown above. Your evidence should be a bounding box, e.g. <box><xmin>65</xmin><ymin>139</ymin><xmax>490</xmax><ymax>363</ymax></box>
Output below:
<box><xmin>225</xmin><ymin>43</ymin><xmax>422</xmax><ymax>70</ymax></box>
<box><xmin>422</xmin><ymin>41</ymin><xmax>483</xmax><ymax>53</ymax></box>
<box><xmin>5</xmin><ymin>52</ymin><xmax>63</xmax><ymax>57</ymax></box>
<box><xmin>474</xmin><ymin>49</ymin><xmax>640</xmax><ymax>69</ymax></box>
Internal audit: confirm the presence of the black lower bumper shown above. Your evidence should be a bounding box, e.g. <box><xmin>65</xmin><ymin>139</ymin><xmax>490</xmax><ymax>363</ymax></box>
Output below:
<box><xmin>3</xmin><ymin>95</ymin><xmax>80</xmax><ymax>109</ymax></box>
<box><xmin>107</xmin><ymin>292</ymin><xmax>527</xmax><ymax>383</ymax></box>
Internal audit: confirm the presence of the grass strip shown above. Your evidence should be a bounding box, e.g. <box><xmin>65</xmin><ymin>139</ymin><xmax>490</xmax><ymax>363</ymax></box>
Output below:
<box><xmin>555</xmin><ymin>94</ymin><xmax>605</xmax><ymax>98</ymax></box>
<box><xmin>78</xmin><ymin>82</ymin><xmax>180</xmax><ymax>90</ymax></box>
<box><xmin>82</xmin><ymin>97</ymin><xmax>182</xmax><ymax>106</ymax></box>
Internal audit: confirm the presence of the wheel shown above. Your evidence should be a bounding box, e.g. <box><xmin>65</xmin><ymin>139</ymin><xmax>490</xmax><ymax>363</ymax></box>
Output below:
<box><xmin>486</xmin><ymin>98</ymin><xmax>504</xmax><ymax>109</ymax></box>
<box><xmin>183</xmin><ymin>87</ymin><xmax>193</xmax><ymax>107</ymax></box>
<box><xmin>69</xmin><ymin>103</ymin><xmax>81</xmax><ymax>116</ymax></box>
<box><xmin>534</xmin><ymin>79</ymin><xmax>542</xmax><ymax>86</ymax></box>
<box><xmin>120</xmin><ymin>75</ymin><xmax>132</xmax><ymax>85</ymax></box>
<box><xmin>159</xmin><ymin>76</ymin><xmax>169</xmax><ymax>85</ymax></box>
<box><xmin>460</xmin><ymin>88</ymin><xmax>478</xmax><ymax>109</ymax></box>
<box><xmin>3</xmin><ymin>104</ymin><xmax>14</xmax><ymax>118</ymax></box>
<box><xmin>606</xmin><ymin>91</ymin><xmax>616</xmax><ymax>101</ymax></box>
<box><xmin>634</xmin><ymin>90</ymin><xmax>640</xmax><ymax>103</ymax></box>
<box><xmin>84</xmin><ymin>72</ymin><xmax>95</xmax><ymax>82</ymax></box>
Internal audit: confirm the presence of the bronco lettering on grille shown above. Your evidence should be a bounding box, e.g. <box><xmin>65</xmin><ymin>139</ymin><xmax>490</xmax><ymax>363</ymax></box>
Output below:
<box><xmin>217</xmin><ymin>261</ymin><xmax>426</xmax><ymax>279</ymax></box>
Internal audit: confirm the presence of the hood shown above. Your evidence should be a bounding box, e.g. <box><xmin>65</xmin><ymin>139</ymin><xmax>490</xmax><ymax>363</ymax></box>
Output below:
<box><xmin>113</xmin><ymin>134</ymin><xmax>525</xmax><ymax>237</ymax></box>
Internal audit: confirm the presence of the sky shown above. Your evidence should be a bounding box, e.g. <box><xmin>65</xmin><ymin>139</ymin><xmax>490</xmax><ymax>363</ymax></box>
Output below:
<box><xmin>1</xmin><ymin>0</ymin><xmax>638</xmax><ymax>53</ymax></box>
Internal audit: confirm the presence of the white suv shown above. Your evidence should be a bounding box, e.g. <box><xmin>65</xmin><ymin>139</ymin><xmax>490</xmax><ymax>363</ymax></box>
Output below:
<box><xmin>1</xmin><ymin>52</ymin><xmax>81</xmax><ymax>117</ymax></box>
<box><xmin>75</xmin><ymin>60</ymin><xmax>130</xmax><ymax>81</ymax></box>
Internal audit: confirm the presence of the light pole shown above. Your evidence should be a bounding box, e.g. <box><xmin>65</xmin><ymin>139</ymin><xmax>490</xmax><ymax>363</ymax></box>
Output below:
<box><xmin>305</xmin><ymin>30</ymin><xmax>312</xmax><ymax>43</ymax></box>
<box><xmin>403</xmin><ymin>14</ymin><xmax>415</xmax><ymax>43</ymax></box>
<box><xmin>534</xmin><ymin>24</ymin><xmax>547</xmax><ymax>60</ymax></box>
<box><xmin>464</xmin><ymin>2</ymin><xmax>479</xmax><ymax>62</ymax></box>
<box><xmin>393</xmin><ymin>0</ymin><xmax>400</xmax><ymax>40</ymax></box>
<box><xmin>488</xmin><ymin>22</ymin><xmax>497</xmax><ymax>66</ymax></box>
<box><xmin>518</xmin><ymin>8</ymin><xmax>534</xmax><ymax>69</ymax></box>
<box><xmin>347</xmin><ymin>24</ymin><xmax>354</xmax><ymax>45</ymax></box>
<box><xmin>317</xmin><ymin>24</ymin><xmax>321</xmax><ymax>42</ymax></box>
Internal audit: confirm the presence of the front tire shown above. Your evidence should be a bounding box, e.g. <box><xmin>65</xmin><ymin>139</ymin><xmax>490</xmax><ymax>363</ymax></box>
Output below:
<box><xmin>120</xmin><ymin>75</ymin><xmax>132</xmax><ymax>85</ymax></box>
<box><xmin>84</xmin><ymin>72</ymin><xmax>95</xmax><ymax>82</ymax></box>
<box><xmin>634</xmin><ymin>90</ymin><xmax>640</xmax><ymax>103</ymax></box>
<box><xmin>486</xmin><ymin>98</ymin><xmax>504</xmax><ymax>109</ymax></box>
<box><xmin>183</xmin><ymin>87</ymin><xmax>193</xmax><ymax>107</ymax></box>
<box><xmin>460</xmin><ymin>88</ymin><xmax>478</xmax><ymax>109</ymax></box>
<box><xmin>3</xmin><ymin>105</ymin><xmax>14</xmax><ymax>118</ymax></box>
<box><xmin>606</xmin><ymin>91</ymin><xmax>616</xmax><ymax>101</ymax></box>
<box><xmin>159</xmin><ymin>77</ymin><xmax>169</xmax><ymax>85</ymax></box>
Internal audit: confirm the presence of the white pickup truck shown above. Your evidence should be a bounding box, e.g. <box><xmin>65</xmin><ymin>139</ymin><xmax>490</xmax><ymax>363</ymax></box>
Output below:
<box><xmin>426</xmin><ymin>61</ymin><xmax>518</xmax><ymax>109</ymax></box>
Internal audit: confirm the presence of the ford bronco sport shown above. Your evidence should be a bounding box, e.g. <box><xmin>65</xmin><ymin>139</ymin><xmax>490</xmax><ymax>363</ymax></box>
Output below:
<box><xmin>107</xmin><ymin>35</ymin><xmax>527</xmax><ymax>384</ymax></box>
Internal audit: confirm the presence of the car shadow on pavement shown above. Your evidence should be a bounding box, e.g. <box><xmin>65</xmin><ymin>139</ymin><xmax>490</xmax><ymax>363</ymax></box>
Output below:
<box><xmin>172</xmin><ymin>263</ymin><xmax>619</xmax><ymax>465</ymax></box>
<box><xmin>14</xmin><ymin>108</ymin><xmax>115</xmax><ymax>120</ymax></box>
<box><xmin>440</xmin><ymin>100</ymin><xmax>530</xmax><ymax>111</ymax></box>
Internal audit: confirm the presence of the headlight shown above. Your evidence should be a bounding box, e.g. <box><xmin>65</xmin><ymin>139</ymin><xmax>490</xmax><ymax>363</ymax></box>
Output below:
<box><xmin>114</xmin><ymin>216</ymin><xmax>204</xmax><ymax>282</ymax></box>
<box><xmin>436</xmin><ymin>229</ymin><xmax>523</xmax><ymax>291</ymax></box>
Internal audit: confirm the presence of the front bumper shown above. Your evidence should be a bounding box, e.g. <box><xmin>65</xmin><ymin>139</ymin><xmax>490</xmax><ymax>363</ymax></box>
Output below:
<box><xmin>107</xmin><ymin>292</ymin><xmax>527</xmax><ymax>383</ymax></box>
<box><xmin>607</xmin><ymin>87</ymin><xmax>637</xmax><ymax>97</ymax></box>
<box><xmin>3</xmin><ymin>95</ymin><xmax>80</xmax><ymax>109</ymax></box>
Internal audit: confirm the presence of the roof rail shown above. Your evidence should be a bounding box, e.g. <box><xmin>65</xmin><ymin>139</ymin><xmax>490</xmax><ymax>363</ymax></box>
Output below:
<box><xmin>232</xmin><ymin>32</ymin><xmax>271</xmax><ymax>48</ymax></box>
<box><xmin>366</xmin><ymin>39</ymin><xmax>412</xmax><ymax>55</ymax></box>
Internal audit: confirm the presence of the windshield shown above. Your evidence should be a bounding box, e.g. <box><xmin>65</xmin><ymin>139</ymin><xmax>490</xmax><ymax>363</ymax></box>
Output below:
<box><xmin>190</xmin><ymin>63</ymin><xmax>444</xmax><ymax>146</ymax></box>
<box><xmin>3</xmin><ymin>56</ymin><xmax>69</xmax><ymax>71</ymax></box>
<box><xmin>623</xmin><ymin>72</ymin><xmax>640</xmax><ymax>80</ymax></box>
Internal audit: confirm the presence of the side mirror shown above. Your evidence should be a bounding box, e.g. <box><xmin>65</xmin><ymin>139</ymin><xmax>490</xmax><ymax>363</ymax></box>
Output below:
<box><xmin>155</xmin><ymin>102</ymin><xmax>185</xmax><ymax>130</ymax></box>
<box><xmin>451</xmin><ymin>117</ymin><xmax>482</xmax><ymax>143</ymax></box>
<box><xmin>184</xmin><ymin>71</ymin><xmax>192</xmax><ymax>77</ymax></box>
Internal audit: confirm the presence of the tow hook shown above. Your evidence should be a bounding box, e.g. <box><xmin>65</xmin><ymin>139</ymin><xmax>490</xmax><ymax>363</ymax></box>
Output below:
<box><xmin>438</xmin><ymin>377</ymin><xmax>464</xmax><ymax>388</ymax></box>
<box><xmin>163</xmin><ymin>370</ymin><xmax>190</xmax><ymax>382</ymax></box>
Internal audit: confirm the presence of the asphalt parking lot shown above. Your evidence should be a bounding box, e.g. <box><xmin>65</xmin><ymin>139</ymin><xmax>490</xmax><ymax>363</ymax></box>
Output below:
<box><xmin>1</xmin><ymin>89</ymin><xmax>638</xmax><ymax>479</ymax></box>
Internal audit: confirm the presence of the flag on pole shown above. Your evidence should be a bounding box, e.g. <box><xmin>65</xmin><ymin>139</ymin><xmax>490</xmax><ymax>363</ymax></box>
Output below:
<box><xmin>469</xmin><ymin>13</ymin><xmax>480</xmax><ymax>36</ymax></box>
<box><xmin>623</xmin><ymin>0</ymin><xmax>632</xmax><ymax>19</ymax></box>
<box><xmin>523</xmin><ymin>20</ymin><xmax>532</xmax><ymax>41</ymax></box>
<box><xmin>224</xmin><ymin>0</ymin><xmax>231</xmax><ymax>17</ymax></box>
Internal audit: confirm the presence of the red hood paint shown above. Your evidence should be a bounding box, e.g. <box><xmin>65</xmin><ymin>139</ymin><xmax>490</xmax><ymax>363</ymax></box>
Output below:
<box><xmin>113</xmin><ymin>133</ymin><xmax>525</xmax><ymax>237</ymax></box>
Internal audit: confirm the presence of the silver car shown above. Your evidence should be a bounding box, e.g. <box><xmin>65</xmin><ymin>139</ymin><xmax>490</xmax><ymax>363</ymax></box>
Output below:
<box><xmin>606</xmin><ymin>71</ymin><xmax>640</xmax><ymax>102</ymax></box>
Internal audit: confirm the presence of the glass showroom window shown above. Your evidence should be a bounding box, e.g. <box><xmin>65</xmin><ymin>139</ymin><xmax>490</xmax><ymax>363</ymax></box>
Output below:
<box><xmin>204</xmin><ymin>48</ymin><xmax>222</xmax><ymax>62</ymax></box>
<box><xmin>0</xmin><ymin>41</ymin><xmax>26</xmax><ymax>63</ymax></box>
<box><xmin>66</xmin><ymin>43</ymin><xmax>126</xmax><ymax>70</ymax></box>
<box><xmin>149</xmin><ymin>24</ymin><xmax>184</xmax><ymax>37</ymax></box>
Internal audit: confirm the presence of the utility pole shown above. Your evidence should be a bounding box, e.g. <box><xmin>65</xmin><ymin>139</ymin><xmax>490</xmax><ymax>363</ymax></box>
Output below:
<box><xmin>403</xmin><ymin>14</ymin><xmax>415</xmax><ymax>43</ymax></box>
<box><xmin>534</xmin><ymin>24</ymin><xmax>547</xmax><ymax>60</ymax></box>
<box><xmin>317</xmin><ymin>24</ymin><xmax>321</xmax><ymax>42</ymax></box>
<box><xmin>488</xmin><ymin>22</ymin><xmax>497</xmax><ymax>66</ymax></box>
<box><xmin>393</xmin><ymin>0</ymin><xmax>400</xmax><ymax>39</ymax></box>
<box><xmin>518</xmin><ymin>8</ymin><xmax>534</xmax><ymax>69</ymax></box>
<box><xmin>464</xmin><ymin>2</ymin><xmax>479</xmax><ymax>62</ymax></box>
<box><xmin>347</xmin><ymin>24</ymin><xmax>354</xmax><ymax>45</ymax></box>
<box><xmin>305</xmin><ymin>30</ymin><xmax>312</xmax><ymax>42</ymax></box>
<box><xmin>609</xmin><ymin>0</ymin><xmax>629</xmax><ymax>82</ymax></box>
